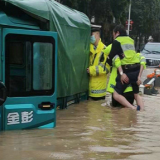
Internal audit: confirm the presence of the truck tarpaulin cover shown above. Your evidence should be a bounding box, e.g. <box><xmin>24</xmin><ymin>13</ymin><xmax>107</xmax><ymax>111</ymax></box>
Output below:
<box><xmin>3</xmin><ymin>0</ymin><xmax>90</xmax><ymax>97</ymax></box>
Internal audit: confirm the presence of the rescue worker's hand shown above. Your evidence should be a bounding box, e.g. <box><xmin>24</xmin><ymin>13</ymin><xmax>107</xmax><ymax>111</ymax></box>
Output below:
<box><xmin>87</xmin><ymin>68</ymin><xmax>90</xmax><ymax>74</ymax></box>
<box><xmin>121</xmin><ymin>73</ymin><xmax>129</xmax><ymax>84</ymax></box>
<box><xmin>136</xmin><ymin>76</ymin><xmax>142</xmax><ymax>86</ymax></box>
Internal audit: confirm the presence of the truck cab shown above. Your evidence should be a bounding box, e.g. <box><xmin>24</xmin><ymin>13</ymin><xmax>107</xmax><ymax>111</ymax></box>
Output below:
<box><xmin>0</xmin><ymin>2</ymin><xmax>58</xmax><ymax>130</ymax></box>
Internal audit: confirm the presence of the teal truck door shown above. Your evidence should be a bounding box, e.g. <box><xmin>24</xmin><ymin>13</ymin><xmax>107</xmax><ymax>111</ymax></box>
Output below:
<box><xmin>0</xmin><ymin>28</ymin><xmax>2</xmax><ymax>131</ymax></box>
<box><xmin>2</xmin><ymin>28</ymin><xmax>57</xmax><ymax>130</ymax></box>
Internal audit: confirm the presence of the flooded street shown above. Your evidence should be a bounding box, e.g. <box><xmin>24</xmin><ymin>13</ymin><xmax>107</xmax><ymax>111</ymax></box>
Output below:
<box><xmin>0</xmin><ymin>68</ymin><xmax>160</xmax><ymax>160</ymax></box>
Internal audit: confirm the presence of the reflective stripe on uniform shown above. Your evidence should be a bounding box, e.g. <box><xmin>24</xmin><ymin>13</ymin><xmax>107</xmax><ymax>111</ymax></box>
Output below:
<box><xmin>99</xmin><ymin>63</ymin><xmax>109</xmax><ymax>74</ymax></box>
<box><xmin>96</xmin><ymin>66</ymin><xmax>99</xmax><ymax>76</ymax></box>
<box><xmin>91</xmin><ymin>89</ymin><xmax>106</xmax><ymax>94</ymax></box>
<box><xmin>121</xmin><ymin>44</ymin><xmax>135</xmax><ymax>52</ymax></box>
<box><xmin>140</xmin><ymin>58</ymin><xmax>146</xmax><ymax>63</ymax></box>
<box><xmin>112</xmin><ymin>55</ymin><xmax>119</xmax><ymax>62</ymax></box>
<box><xmin>115</xmin><ymin>37</ymin><xmax>139</xmax><ymax>65</ymax></box>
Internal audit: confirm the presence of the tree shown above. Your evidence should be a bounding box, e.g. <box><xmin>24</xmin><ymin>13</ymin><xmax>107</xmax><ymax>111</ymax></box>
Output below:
<box><xmin>130</xmin><ymin>0</ymin><xmax>160</xmax><ymax>48</ymax></box>
<box><xmin>56</xmin><ymin>0</ymin><xmax>160</xmax><ymax>44</ymax></box>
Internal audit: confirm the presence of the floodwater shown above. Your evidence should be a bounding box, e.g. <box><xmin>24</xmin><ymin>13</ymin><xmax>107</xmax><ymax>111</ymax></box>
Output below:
<box><xmin>0</xmin><ymin>68</ymin><xmax>160</xmax><ymax>160</ymax></box>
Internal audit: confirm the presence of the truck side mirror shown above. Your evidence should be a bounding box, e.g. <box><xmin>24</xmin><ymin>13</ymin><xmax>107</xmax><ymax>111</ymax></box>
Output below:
<box><xmin>0</xmin><ymin>81</ymin><xmax>7</xmax><ymax>106</ymax></box>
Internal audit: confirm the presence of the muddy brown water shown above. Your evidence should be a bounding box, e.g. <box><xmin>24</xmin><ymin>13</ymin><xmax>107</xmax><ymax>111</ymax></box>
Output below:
<box><xmin>0</xmin><ymin>68</ymin><xmax>160</xmax><ymax>160</ymax></box>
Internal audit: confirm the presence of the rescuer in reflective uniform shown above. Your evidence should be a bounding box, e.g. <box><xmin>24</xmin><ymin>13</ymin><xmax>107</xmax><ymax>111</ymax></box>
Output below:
<box><xmin>87</xmin><ymin>27</ymin><xmax>110</xmax><ymax>100</ymax></box>
<box><xmin>107</xmin><ymin>52</ymin><xmax>146</xmax><ymax>107</ymax></box>
<box><xmin>106</xmin><ymin>25</ymin><xmax>145</xmax><ymax>110</ymax></box>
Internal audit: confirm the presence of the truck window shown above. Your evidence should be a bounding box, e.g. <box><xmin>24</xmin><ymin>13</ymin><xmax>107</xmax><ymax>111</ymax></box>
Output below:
<box><xmin>33</xmin><ymin>42</ymin><xmax>53</xmax><ymax>90</ymax></box>
<box><xmin>9</xmin><ymin>42</ymin><xmax>24</xmax><ymax>65</ymax></box>
<box><xmin>5</xmin><ymin>34</ymin><xmax>55</xmax><ymax>97</ymax></box>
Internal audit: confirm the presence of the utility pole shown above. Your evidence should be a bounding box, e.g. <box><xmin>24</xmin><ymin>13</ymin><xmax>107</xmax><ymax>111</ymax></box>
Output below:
<box><xmin>127</xmin><ymin>0</ymin><xmax>132</xmax><ymax>35</ymax></box>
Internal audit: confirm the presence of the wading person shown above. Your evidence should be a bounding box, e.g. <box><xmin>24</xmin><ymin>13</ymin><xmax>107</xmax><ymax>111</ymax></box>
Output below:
<box><xmin>87</xmin><ymin>27</ymin><xmax>110</xmax><ymax>100</ymax></box>
<box><xmin>106</xmin><ymin>25</ymin><xmax>145</xmax><ymax>110</ymax></box>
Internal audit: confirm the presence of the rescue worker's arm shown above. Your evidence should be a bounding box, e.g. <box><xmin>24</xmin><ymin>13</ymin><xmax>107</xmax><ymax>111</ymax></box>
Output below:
<box><xmin>112</xmin><ymin>55</ymin><xmax>121</xmax><ymax>68</ymax></box>
<box><xmin>139</xmin><ymin>54</ymin><xmax>146</xmax><ymax>69</ymax></box>
<box><xmin>89</xmin><ymin>63</ymin><xmax>110</xmax><ymax>76</ymax></box>
<box><xmin>136</xmin><ymin>53</ymin><xmax>146</xmax><ymax>85</ymax></box>
<box><xmin>137</xmin><ymin>56</ymin><xmax>146</xmax><ymax>85</ymax></box>
<box><xmin>117</xmin><ymin>66</ymin><xmax>129</xmax><ymax>84</ymax></box>
<box><xmin>107</xmin><ymin>41</ymin><xmax>125</xmax><ymax>82</ymax></box>
<box><xmin>111</xmin><ymin>55</ymin><xmax>129</xmax><ymax>84</ymax></box>
<box><xmin>139</xmin><ymin>65</ymin><xmax>144</xmax><ymax>78</ymax></box>
<box><xmin>113</xmin><ymin>54</ymin><xmax>146</xmax><ymax>69</ymax></box>
<box><xmin>106</xmin><ymin>40</ymin><xmax>123</xmax><ymax>66</ymax></box>
<box><xmin>137</xmin><ymin>65</ymin><xmax>144</xmax><ymax>86</ymax></box>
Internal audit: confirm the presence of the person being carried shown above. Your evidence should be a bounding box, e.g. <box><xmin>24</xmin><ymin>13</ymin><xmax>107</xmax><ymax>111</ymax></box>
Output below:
<box><xmin>107</xmin><ymin>52</ymin><xmax>146</xmax><ymax>107</ymax></box>
<box><xmin>106</xmin><ymin>25</ymin><xmax>145</xmax><ymax>110</ymax></box>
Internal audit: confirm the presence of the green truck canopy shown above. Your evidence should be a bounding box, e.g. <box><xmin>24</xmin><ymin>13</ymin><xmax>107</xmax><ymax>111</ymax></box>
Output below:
<box><xmin>3</xmin><ymin>0</ymin><xmax>91</xmax><ymax>97</ymax></box>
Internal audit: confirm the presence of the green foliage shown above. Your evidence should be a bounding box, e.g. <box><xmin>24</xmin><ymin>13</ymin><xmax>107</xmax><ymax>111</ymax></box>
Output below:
<box><xmin>110</xmin><ymin>0</ymin><xmax>129</xmax><ymax>24</ymax></box>
<box><xmin>131</xmin><ymin>0</ymin><xmax>160</xmax><ymax>35</ymax></box>
<box><xmin>58</xmin><ymin>0</ymin><xmax>160</xmax><ymax>43</ymax></box>
<box><xmin>61</xmin><ymin>0</ymin><xmax>129</xmax><ymax>24</ymax></box>
<box><xmin>60</xmin><ymin>0</ymin><xmax>129</xmax><ymax>43</ymax></box>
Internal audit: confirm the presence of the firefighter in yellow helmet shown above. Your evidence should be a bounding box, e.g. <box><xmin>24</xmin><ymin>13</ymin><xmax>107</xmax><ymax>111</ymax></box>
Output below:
<box><xmin>87</xmin><ymin>27</ymin><xmax>110</xmax><ymax>100</ymax></box>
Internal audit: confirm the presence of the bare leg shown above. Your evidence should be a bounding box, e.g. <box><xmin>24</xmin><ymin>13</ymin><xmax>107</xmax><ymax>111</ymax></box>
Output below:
<box><xmin>113</xmin><ymin>91</ymin><xmax>135</xmax><ymax>109</ymax></box>
<box><xmin>134</xmin><ymin>94</ymin><xmax>144</xmax><ymax>110</ymax></box>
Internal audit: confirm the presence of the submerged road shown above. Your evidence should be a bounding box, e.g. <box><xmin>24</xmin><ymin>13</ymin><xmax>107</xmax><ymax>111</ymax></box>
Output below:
<box><xmin>0</xmin><ymin>68</ymin><xmax>160</xmax><ymax>160</ymax></box>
